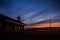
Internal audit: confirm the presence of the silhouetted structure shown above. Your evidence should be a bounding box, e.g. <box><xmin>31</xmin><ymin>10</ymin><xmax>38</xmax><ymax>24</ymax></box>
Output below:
<box><xmin>17</xmin><ymin>16</ymin><xmax>21</xmax><ymax>22</ymax></box>
<box><xmin>0</xmin><ymin>14</ymin><xmax>25</xmax><ymax>32</ymax></box>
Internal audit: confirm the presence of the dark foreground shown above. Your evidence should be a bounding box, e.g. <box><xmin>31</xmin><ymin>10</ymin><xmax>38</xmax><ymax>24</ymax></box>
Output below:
<box><xmin>0</xmin><ymin>31</ymin><xmax>60</xmax><ymax>40</ymax></box>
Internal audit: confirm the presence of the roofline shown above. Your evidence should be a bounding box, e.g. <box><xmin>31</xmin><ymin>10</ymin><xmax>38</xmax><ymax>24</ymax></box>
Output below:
<box><xmin>0</xmin><ymin>14</ymin><xmax>25</xmax><ymax>25</ymax></box>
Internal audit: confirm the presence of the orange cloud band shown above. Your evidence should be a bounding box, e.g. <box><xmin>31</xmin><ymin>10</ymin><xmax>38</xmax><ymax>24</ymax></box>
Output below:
<box><xmin>24</xmin><ymin>23</ymin><xmax>60</xmax><ymax>28</ymax></box>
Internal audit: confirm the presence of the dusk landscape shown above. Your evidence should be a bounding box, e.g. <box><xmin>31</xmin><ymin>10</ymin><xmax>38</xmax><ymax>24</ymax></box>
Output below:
<box><xmin>0</xmin><ymin>0</ymin><xmax>60</xmax><ymax>40</ymax></box>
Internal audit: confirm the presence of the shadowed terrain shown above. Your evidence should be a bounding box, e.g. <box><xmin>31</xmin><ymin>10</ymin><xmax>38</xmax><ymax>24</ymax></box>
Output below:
<box><xmin>1</xmin><ymin>28</ymin><xmax>60</xmax><ymax>40</ymax></box>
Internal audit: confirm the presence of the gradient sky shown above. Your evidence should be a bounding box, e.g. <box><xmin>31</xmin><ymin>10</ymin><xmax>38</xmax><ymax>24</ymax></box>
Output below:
<box><xmin>0</xmin><ymin>0</ymin><xmax>60</xmax><ymax>25</ymax></box>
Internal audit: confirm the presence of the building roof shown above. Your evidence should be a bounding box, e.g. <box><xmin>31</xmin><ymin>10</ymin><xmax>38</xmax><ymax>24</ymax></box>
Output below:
<box><xmin>0</xmin><ymin>14</ymin><xmax>25</xmax><ymax>25</ymax></box>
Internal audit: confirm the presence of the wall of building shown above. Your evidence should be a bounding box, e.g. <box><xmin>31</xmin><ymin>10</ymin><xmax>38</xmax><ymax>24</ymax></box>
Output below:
<box><xmin>0</xmin><ymin>21</ymin><xmax>24</xmax><ymax>32</ymax></box>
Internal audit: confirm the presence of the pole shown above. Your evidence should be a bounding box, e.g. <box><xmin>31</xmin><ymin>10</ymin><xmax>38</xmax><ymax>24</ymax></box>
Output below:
<box><xmin>50</xmin><ymin>16</ymin><xmax>51</xmax><ymax>31</ymax></box>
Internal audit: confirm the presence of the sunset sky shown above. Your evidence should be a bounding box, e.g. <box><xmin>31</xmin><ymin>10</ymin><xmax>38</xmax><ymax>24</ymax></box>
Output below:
<box><xmin>0</xmin><ymin>0</ymin><xmax>60</xmax><ymax>28</ymax></box>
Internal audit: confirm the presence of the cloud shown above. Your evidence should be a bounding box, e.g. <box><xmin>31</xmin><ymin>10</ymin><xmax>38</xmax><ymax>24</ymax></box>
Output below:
<box><xmin>0</xmin><ymin>0</ymin><xmax>60</xmax><ymax>25</ymax></box>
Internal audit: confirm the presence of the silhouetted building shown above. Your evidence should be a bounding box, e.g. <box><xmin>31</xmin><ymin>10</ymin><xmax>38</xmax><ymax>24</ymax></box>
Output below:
<box><xmin>0</xmin><ymin>14</ymin><xmax>25</xmax><ymax>32</ymax></box>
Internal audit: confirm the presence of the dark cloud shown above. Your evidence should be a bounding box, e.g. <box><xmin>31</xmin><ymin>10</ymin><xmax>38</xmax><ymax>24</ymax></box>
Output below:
<box><xmin>0</xmin><ymin>0</ymin><xmax>60</xmax><ymax>24</ymax></box>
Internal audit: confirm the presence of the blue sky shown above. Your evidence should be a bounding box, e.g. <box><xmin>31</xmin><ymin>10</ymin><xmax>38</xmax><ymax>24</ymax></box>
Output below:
<box><xmin>0</xmin><ymin>0</ymin><xmax>60</xmax><ymax>24</ymax></box>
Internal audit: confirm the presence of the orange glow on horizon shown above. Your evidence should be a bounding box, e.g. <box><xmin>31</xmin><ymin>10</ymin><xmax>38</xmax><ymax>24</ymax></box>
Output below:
<box><xmin>24</xmin><ymin>23</ymin><xmax>60</xmax><ymax>28</ymax></box>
